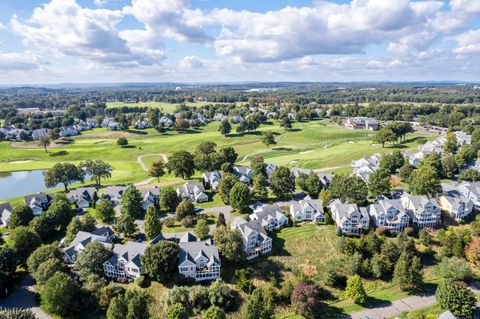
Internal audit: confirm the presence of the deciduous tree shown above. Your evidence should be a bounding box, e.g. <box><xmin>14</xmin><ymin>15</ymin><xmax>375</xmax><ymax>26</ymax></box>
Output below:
<box><xmin>142</xmin><ymin>241</ymin><xmax>179</xmax><ymax>283</ymax></box>
<box><xmin>270</xmin><ymin>166</ymin><xmax>295</xmax><ymax>199</ymax></box>
<box><xmin>229</xmin><ymin>182</ymin><xmax>251</xmax><ymax>212</ymax></box>
<box><xmin>44</xmin><ymin>163</ymin><xmax>84</xmax><ymax>192</ymax></box>
<box><xmin>167</xmin><ymin>150</ymin><xmax>195</xmax><ymax>179</ymax></box>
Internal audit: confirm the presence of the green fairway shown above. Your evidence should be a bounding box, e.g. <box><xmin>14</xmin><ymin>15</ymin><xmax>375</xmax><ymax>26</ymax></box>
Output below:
<box><xmin>105</xmin><ymin>101</ymin><xmax>246</xmax><ymax>113</ymax></box>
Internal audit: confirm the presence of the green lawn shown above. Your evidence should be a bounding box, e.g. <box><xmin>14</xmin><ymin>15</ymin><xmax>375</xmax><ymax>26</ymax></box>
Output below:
<box><xmin>106</xmin><ymin>101</ymin><xmax>246</xmax><ymax>113</ymax></box>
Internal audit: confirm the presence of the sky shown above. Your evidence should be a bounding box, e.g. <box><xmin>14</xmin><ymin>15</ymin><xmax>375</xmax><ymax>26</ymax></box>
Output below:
<box><xmin>0</xmin><ymin>0</ymin><xmax>479</xmax><ymax>84</ymax></box>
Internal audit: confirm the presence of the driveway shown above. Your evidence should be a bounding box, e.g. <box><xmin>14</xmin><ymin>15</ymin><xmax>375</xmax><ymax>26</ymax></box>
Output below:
<box><xmin>0</xmin><ymin>275</ymin><xmax>51</xmax><ymax>319</ymax></box>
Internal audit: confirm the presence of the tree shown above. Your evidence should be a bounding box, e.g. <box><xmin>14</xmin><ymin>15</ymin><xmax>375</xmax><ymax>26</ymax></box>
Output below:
<box><xmin>27</xmin><ymin>243</ymin><xmax>62</xmax><ymax>275</ymax></box>
<box><xmin>175</xmin><ymin>199</ymin><xmax>194</xmax><ymax>221</ymax></box>
<box><xmin>218</xmin><ymin>120</ymin><xmax>231</xmax><ymax>137</ymax></box>
<box><xmin>216</xmin><ymin>213</ymin><xmax>226</xmax><ymax>227</ymax></box>
<box><xmin>408</xmin><ymin>166</ymin><xmax>442</xmax><ymax>197</ymax></box>
<box><xmin>126</xmin><ymin>289</ymin><xmax>149</xmax><ymax>319</ymax></box>
<box><xmin>212</xmin><ymin>226</ymin><xmax>245</xmax><ymax>263</ymax></box>
<box><xmin>117</xmin><ymin>137</ymin><xmax>128</xmax><ymax>147</ymax></box>
<box><xmin>252</xmin><ymin>174</ymin><xmax>269</xmax><ymax>201</ymax></box>
<box><xmin>368</xmin><ymin>169</ymin><xmax>391</xmax><ymax>196</ymax></box>
<box><xmin>465</xmin><ymin>237</ymin><xmax>480</xmax><ymax>265</ymax></box>
<box><xmin>95</xmin><ymin>199</ymin><xmax>115</xmax><ymax>223</ymax></box>
<box><xmin>34</xmin><ymin>258</ymin><xmax>66</xmax><ymax>285</ymax></box>
<box><xmin>399</xmin><ymin>163</ymin><xmax>416</xmax><ymax>181</ymax></box>
<box><xmin>459</xmin><ymin>169</ymin><xmax>480</xmax><ymax>182</ymax></box>
<box><xmin>44</xmin><ymin>163</ymin><xmax>84</xmax><ymax>192</ymax></box>
<box><xmin>437</xmin><ymin>257</ymin><xmax>472</xmax><ymax>281</ymax></box>
<box><xmin>193</xmin><ymin>142</ymin><xmax>219</xmax><ymax>172</ymax></box>
<box><xmin>65</xmin><ymin>215</ymin><xmax>95</xmax><ymax>244</ymax></box>
<box><xmin>393</xmin><ymin>251</ymin><xmax>423</xmax><ymax>291</ymax></box>
<box><xmin>142</xmin><ymin>241</ymin><xmax>179</xmax><ymax>282</ymax></box>
<box><xmin>79</xmin><ymin>160</ymin><xmax>112</xmax><ymax>186</ymax></box>
<box><xmin>379</xmin><ymin>151</ymin><xmax>404</xmax><ymax>174</ymax></box>
<box><xmin>329</xmin><ymin>175</ymin><xmax>368</xmax><ymax>204</ymax></box>
<box><xmin>441</xmin><ymin>155</ymin><xmax>459</xmax><ymax>178</ymax></box>
<box><xmin>203</xmin><ymin>305</ymin><xmax>226</xmax><ymax>319</ymax></box>
<box><xmin>291</xmin><ymin>283</ymin><xmax>322</xmax><ymax>317</ymax></box>
<box><xmin>121</xmin><ymin>185</ymin><xmax>144</xmax><ymax>218</ymax></box>
<box><xmin>345</xmin><ymin>275</ymin><xmax>367</xmax><ymax>305</ymax></box>
<box><xmin>75</xmin><ymin>242</ymin><xmax>113</xmax><ymax>281</ymax></box>
<box><xmin>280</xmin><ymin>117</ymin><xmax>292</xmax><ymax>130</ymax></box>
<box><xmin>144</xmin><ymin>206</ymin><xmax>162</xmax><ymax>240</ymax></box>
<box><xmin>146</xmin><ymin>108</ymin><xmax>160</xmax><ymax>130</ymax></box>
<box><xmin>0</xmin><ymin>247</ymin><xmax>18</xmax><ymax>277</ymax></box>
<box><xmin>8</xmin><ymin>226</ymin><xmax>41</xmax><ymax>263</ymax></box>
<box><xmin>41</xmin><ymin>272</ymin><xmax>81</xmax><ymax>317</ymax></box>
<box><xmin>370</xmin><ymin>253</ymin><xmax>390</xmax><ymax>279</ymax></box>
<box><xmin>8</xmin><ymin>204</ymin><xmax>34</xmax><ymax>229</ymax></box>
<box><xmin>243</xmin><ymin>288</ymin><xmax>274</xmax><ymax>319</ymax></box>
<box><xmin>115</xmin><ymin>209</ymin><xmax>137</xmax><ymax>237</ymax></box>
<box><xmin>229</xmin><ymin>182</ymin><xmax>251</xmax><ymax>212</ymax></box>
<box><xmin>195</xmin><ymin>219</ymin><xmax>209</xmax><ymax>240</ymax></box>
<box><xmin>29</xmin><ymin>214</ymin><xmax>56</xmax><ymax>241</ymax></box>
<box><xmin>167</xmin><ymin>303</ymin><xmax>188</xmax><ymax>319</ymax></box>
<box><xmin>456</xmin><ymin>144</ymin><xmax>474</xmax><ymax>167</ymax></box>
<box><xmin>443</xmin><ymin>132</ymin><xmax>458</xmax><ymax>154</ymax></box>
<box><xmin>107</xmin><ymin>295</ymin><xmax>128</xmax><ymax>319</ymax></box>
<box><xmin>296</xmin><ymin>173</ymin><xmax>322</xmax><ymax>198</ymax></box>
<box><xmin>46</xmin><ymin>195</ymin><xmax>75</xmax><ymax>230</ymax></box>
<box><xmin>175</xmin><ymin>115</ymin><xmax>190</xmax><ymax>132</ymax></box>
<box><xmin>160</xmin><ymin>187</ymin><xmax>181</xmax><ymax>212</ymax></box>
<box><xmin>38</xmin><ymin>135</ymin><xmax>51</xmax><ymax>153</ymax></box>
<box><xmin>208</xmin><ymin>280</ymin><xmax>236</xmax><ymax>310</ymax></box>
<box><xmin>436</xmin><ymin>280</ymin><xmax>476</xmax><ymax>319</ymax></box>
<box><xmin>261</xmin><ymin>131</ymin><xmax>276</xmax><ymax>148</ymax></box>
<box><xmin>270</xmin><ymin>166</ymin><xmax>295</xmax><ymax>199</ymax></box>
<box><xmin>217</xmin><ymin>147</ymin><xmax>238</xmax><ymax>167</ymax></box>
<box><xmin>374</xmin><ymin>127</ymin><xmax>396</xmax><ymax>147</ymax></box>
<box><xmin>167</xmin><ymin>151</ymin><xmax>195</xmax><ymax>179</ymax></box>
<box><xmin>319</xmin><ymin>189</ymin><xmax>332</xmax><ymax>205</ymax></box>
<box><xmin>218</xmin><ymin>173</ymin><xmax>238</xmax><ymax>204</ymax></box>
<box><xmin>148</xmin><ymin>159</ymin><xmax>166</xmax><ymax>182</ymax></box>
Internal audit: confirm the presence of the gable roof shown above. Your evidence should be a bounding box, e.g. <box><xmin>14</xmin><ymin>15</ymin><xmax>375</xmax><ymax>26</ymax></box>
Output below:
<box><xmin>106</xmin><ymin>242</ymin><xmax>148</xmax><ymax>268</ymax></box>
<box><xmin>179</xmin><ymin>239</ymin><xmax>220</xmax><ymax>267</ymax></box>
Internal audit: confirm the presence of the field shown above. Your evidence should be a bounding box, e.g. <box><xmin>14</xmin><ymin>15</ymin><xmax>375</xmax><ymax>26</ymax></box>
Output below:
<box><xmin>106</xmin><ymin>101</ymin><xmax>247</xmax><ymax>113</ymax></box>
<box><xmin>0</xmin><ymin>120</ymin><xmax>431</xmax><ymax>202</ymax></box>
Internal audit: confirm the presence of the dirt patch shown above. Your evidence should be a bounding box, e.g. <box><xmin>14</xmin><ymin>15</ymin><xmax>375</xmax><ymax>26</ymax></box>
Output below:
<box><xmin>9</xmin><ymin>160</ymin><xmax>32</xmax><ymax>164</ymax></box>
<box><xmin>10</xmin><ymin>142</ymin><xmax>61</xmax><ymax>149</ymax></box>
<box><xmin>84</xmin><ymin>131</ymin><xmax>132</xmax><ymax>139</ymax></box>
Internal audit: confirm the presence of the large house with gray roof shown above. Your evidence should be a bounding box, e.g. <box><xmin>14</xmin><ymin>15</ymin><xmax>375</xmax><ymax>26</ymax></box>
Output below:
<box><xmin>289</xmin><ymin>197</ymin><xmax>325</xmax><ymax>223</ymax></box>
<box><xmin>249</xmin><ymin>204</ymin><xmax>289</xmax><ymax>231</ymax></box>
<box><xmin>233</xmin><ymin>166</ymin><xmax>253</xmax><ymax>184</ymax></box>
<box><xmin>351</xmin><ymin>153</ymin><xmax>381</xmax><ymax>182</ymax></box>
<box><xmin>177</xmin><ymin>182</ymin><xmax>208</xmax><ymax>203</ymax></box>
<box><xmin>0</xmin><ymin>203</ymin><xmax>12</xmax><ymax>226</ymax></box>
<box><xmin>102</xmin><ymin>186</ymin><xmax>127</xmax><ymax>206</ymax></box>
<box><xmin>457</xmin><ymin>181</ymin><xmax>480</xmax><ymax>210</ymax></box>
<box><xmin>329</xmin><ymin>199</ymin><xmax>369</xmax><ymax>234</ymax></box>
<box><xmin>63</xmin><ymin>228</ymin><xmax>114</xmax><ymax>263</ymax></box>
<box><xmin>68</xmin><ymin>187</ymin><xmax>97</xmax><ymax>209</ymax></box>
<box><xmin>343</xmin><ymin>117</ymin><xmax>379</xmax><ymax>130</ymax></box>
<box><xmin>103</xmin><ymin>242</ymin><xmax>148</xmax><ymax>279</ymax></box>
<box><xmin>232</xmin><ymin>217</ymin><xmax>272</xmax><ymax>260</ymax></box>
<box><xmin>24</xmin><ymin>193</ymin><xmax>53</xmax><ymax>215</ymax></box>
<box><xmin>141</xmin><ymin>187</ymin><xmax>160</xmax><ymax>210</ymax></box>
<box><xmin>202</xmin><ymin>171</ymin><xmax>222</xmax><ymax>191</ymax></box>
<box><xmin>400</xmin><ymin>194</ymin><xmax>441</xmax><ymax>228</ymax></box>
<box><xmin>438</xmin><ymin>191</ymin><xmax>473</xmax><ymax>221</ymax></box>
<box><xmin>178</xmin><ymin>233</ymin><xmax>221</xmax><ymax>282</ymax></box>
<box><xmin>368</xmin><ymin>198</ymin><xmax>410</xmax><ymax>231</ymax></box>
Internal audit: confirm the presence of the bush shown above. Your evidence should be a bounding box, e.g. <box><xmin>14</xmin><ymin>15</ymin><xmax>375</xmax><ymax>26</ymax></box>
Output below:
<box><xmin>188</xmin><ymin>285</ymin><xmax>210</xmax><ymax>311</ymax></box>
<box><xmin>436</xmin><ymin>280</ymin><xmax>476</xmax><ymax>318</ymax></box>
<box><xmin>291</xmin><ymin>283</ymin><xmax>322</xmax><ymax>317</ymax></box>
<box><xmin>208</xmin><ymin>280</ymin><xmax>236</xmax><ymax>311</ymax></box>
<box><xmin>235</xmin><ymin>269</ymin><xmax>254</xmax><ymax>293</ymax></box>
<box><xmin>135</xmin><ymin>276</ymin><xmax>147</xmax><ymax>288</ymax></box>
<box><xmin>163</xmin><ymin>286</ymin><xmax>190</xmax><ymax>310</ymax></box>
<box><xmin>203</xmin><ymin>305</ymin><xmax>226</xmax><ymax>319</ymax></box>
<box><xmin>376</xmin><ymin>227</ymin><xmax>389</xmax><ymax>236</ymax></box>
<box><xmin>166</xmin><ymin>303</ymin><xmax>188</xmax><ymax>319</ymax></box>
<box><xmin>181</xmin><ymin>215</ymin><xmax>196</xmax><ymax>228</ymax></box>
<box><xmin>437</xmin><ymin>257</ymin><xmax>472</xmax><ymax>281</ymax></box>
<box><xmin>403</xmin><ymin>227</ymin><xmax>415</xmax><ymax>237</ymax></box>
<box><xmin>344</xmin><ymin>275</ymin><xmax>367</xmax><ymax>305</ymax></box>
<box><xmin>162</xmin><ymin>217</ymin><xmax>176</xmax><ymax>227</ymax></box>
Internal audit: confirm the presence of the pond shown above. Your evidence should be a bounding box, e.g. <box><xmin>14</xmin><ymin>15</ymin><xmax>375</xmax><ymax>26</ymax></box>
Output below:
<box><xmin>0</xmin><ymin>170</ymin><xmax>60</xmax><ymax>201</ymax></box>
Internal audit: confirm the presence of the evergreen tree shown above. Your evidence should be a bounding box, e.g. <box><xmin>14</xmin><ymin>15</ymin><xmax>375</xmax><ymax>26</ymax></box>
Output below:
<box><xmin>160</xmin><ymin>187</ymin><xmax>181</xmax><ymax>212</ymax></box>
<box><xmin>345</xmin><ymin>275</ymin><xmax>367</xmax><ymax>305</ymax></box>
<box><xmin>107</xmin><ymin>295</ymin><xmax>128</xmax><ymax>319</ymax></box>
<box><xmin>144</xmin><ymin>206</ymin><xmax>162</xmax><ymax>240</ymax></box>
<box><xmin>115</xmin><ymin>211</ymin><xmax>137</xmax><ymax>237</ymax></box>
<box><xmin>252</xmin><ymin>174</ymin><xmax>269</xmax><ymax>201</ymax></box>
<box><xmin>218</xmin><ymin>173</ymin><xmax>238</xmax><ymax>204</ymax></box>
<box><xmin>393</xmin><ymin>251</ymin><xmax>423</xmax><ymax>291</ymax></box>
<box><xmin>368</xmin><ymin>169</ymin><xmax>391</xmax><ymax>196</ymax></box>
<box><xmin>243</xmin><ymin>288</ymin><xmax>274</xmax><ymax>319</ymax></box>
<box><xmin>195</xmin><ymin>219</ymin><xmax>210</xmax><ymax>240</ymax></box>
<box><xmin>95</xmin><ymin>199</ymin><xmax>115</xmax><ymax>223</ymax></box>
<box><xmin>175</xmin><ymin>200</ymin><xmax>194</xmax><ymax>221</ymax></box>
<box><xmin>216</xmin><ymin>213</ymin><xmax>226</xmax><ymax>227</ymax></box>
<box><xmin>436</xmin><ymin>280</ymin><xmax>476</xmax><ymax>319</ymax></box>
<box><xmin>121</xmin><ymin>185</ymin><xmax>144</xmax><ymax>219</ymax></box>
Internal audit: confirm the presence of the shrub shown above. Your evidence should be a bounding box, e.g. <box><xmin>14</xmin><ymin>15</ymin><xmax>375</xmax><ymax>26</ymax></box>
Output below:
<box><xmin>208</xmin><ymin>280</ymin><xmax>236</xmax><ymax>311</ymax></box>
<box><xmin>344</xmin><ymin>275</ymin><xmax>367</xmax><ymax>305</ymax></box>
<box><xmin>403</xmin><ymin>227</ymin><xmax>415</xmax><ymax>237</ymax></box>
<box><xmin>135</xmin><ymin>276</ymin><xmax>147</xmax><ymax>288</ymax></box>
<box><xmin>162</xmin><ymin>217</ymin><xmax>176</xmax><ymax>227</ymax></box>
<box><xmin>181</xmin><ymin>215</ymin><xmax>196</xmax><ymax>228</ymax></box>
<box><xmin>203</xmin><ymin>305</ymin><xmax>226</xmax><ymax>319</ymax></box>
<box><xmin>436</xmin><ymin>280</ymin><xmax>476</xmax><ymax>319</ymax></box>
<box><xmin>166</xmin><ymin>303</ymin><xmax>188</xmax><ymax>319</ymax></box>
<box><xmin>376</xmin><ymin>226</ymin><xmax>389</xmax><ymax>236</ymax></box>
<box><xmin>188</xmin><ymin>285</ymin><xmax>210</xmax><ymax>310</ymax></box>
<box><xmin>291</xmin><ymin>283</ymin><xmax>322</xmax><ymax>317</ymax></box>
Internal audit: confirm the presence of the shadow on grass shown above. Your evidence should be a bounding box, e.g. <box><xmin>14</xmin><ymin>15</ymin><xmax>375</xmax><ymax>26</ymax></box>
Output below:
<box><xmin>272</xmin><ymin>147</ymin><xmax>293</xmax><ymax>151</ymax></box>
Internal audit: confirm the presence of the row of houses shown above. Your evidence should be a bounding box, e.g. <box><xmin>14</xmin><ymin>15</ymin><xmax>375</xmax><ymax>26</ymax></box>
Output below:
<box><xmin>343</xmin><ymin>117</ymin><xmax>379</xmax><ymax>130</ymax></box>
<box><xmin>62</xmin><ymin>228</ymin><xmax>221</xmax><ymax>282</ymax></box>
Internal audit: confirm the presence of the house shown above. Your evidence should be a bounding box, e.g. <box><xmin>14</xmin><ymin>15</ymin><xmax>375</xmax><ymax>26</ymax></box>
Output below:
<box><xmin>438</xmin><ymin>311</ymin><xmax>457</xmax><ymax>319</ymax></box>
<box><xmin>351</xmin><ymin>153</ymin><xmax>381</xmax><ymax>182</ymax></box>
<box><xmin>231</xmin><ymin>217</ymin><xmax>272</xmax><ymax>260</ymax></box>
<box><xmin>317</xmin><ymin>173</ymin><xmax>334</xmax><ymax>188</ymax></box>
<box><xmin>0</xmin><ymin>203</ymin><xmax>12</xmax><ymax>226</ymax></box>
<box><xmin>102</xmin><ymin>186</ymin><xmax>127</xmax><ymax>206</ymax></box>
<box><xmin>329</xmin><ymin>199</ymin><xmax>369</xmax><ymax>234</ymax></box>
<box><xmin>24</xmin><ymin>193</ymin><xmax>53</xmax><ymax>215</ymax></box>
<box><xmin>291</xmin><ymin>168</ymin><xmax>314</xmax><ymax>179</ymax></box>
<box><xmin>454</xmin><ymin>131</ymin><xmax>471</xmax><ymax>146</ymax></box>
<box><xmin>265</xmin><ymin>163</ymin><xmax>277</xmax><ymax>177</ymax></box>
<box><xmin>343</xmin><ymin>117</ymin><xmax>379</xmax><ymax>130</ymax></box>
<box><xmin>159</xmin><ymin>116</ymin><xmax>174</xmax><ymax>127</ymax></box>
<box><xmin>457</xmin><ymin>181</ymin><xmax>480</xmax><ymax>210</ymax></box>
<box><xmin>59</xmin><ymin>127</ymin><xmax>79</xmax><ymax>137</ymax></box>
<box><xmin>400</xmin><ymin>194</ymin><xmax>441</xmax><ymax>228</ymax></box>
<box><xmin>402</xmin><ymin>151</ymin><xmax>424</xmax><ymax>167</ymax></box>
<box><xmin>213</xmin><ymin>113</ymin><xmax>227</xmax><ymax>122</ymax></box>
<box><xmin>233</xmin><ymin>166</ymin><xmax>253</xmax><ymax>184</ymax></box>
<box><xmin>68</xmin><ymin>187</ymin><xmax>97</xmax><ymax>209</ymax></box>
<box><xmin>134</xmin><ymin>119</ymin><xmax>150</xmax><ymax>129</ymax></box>
<box><xmin>290</xmin><ymin>197</ymin><xmax>325</xmax><ymax>223</ymax></box>
<box><xmin>177</xmin><ymin>182</ymin><xmax>209</xmax><ymax>203</ymax></box>
<box><xmin>202</xmin><ymin>171</ymin><xmax>222</xmax><ymax>191</ymax></box>
<box><xmin>230</xmin><ymin>115</ymin><xmax>244</xmax><ymax>124</ymax></box>
<box><xmin>178</xmin><ymin>233</ymin><xmax>221</xmax><ymax>282</ymax></box>
<box><xmin>418</xmin><ymin>137</ymin><xmax>446</xmax><ymax>155</ymax></box>
<box><xmin>141</xmin><ymin>187</ymin><xmax>160</xmax><ymax>210</ymax></box>
<box><xmin>102</xmin><ymin>118</ymin><xmax>120</xmax><ymax>131</ymax></box>
<box><xmin>249</xmin><ymin>204</ymin><xmax>289</xmax><ymax>231</ymax></box>
<box><xmin>368</xmin><ymin>199</ymin><xmax>410</xmax><ymax>231</ymax></box>
<box><xmin>32</xmin><ymin>128</ymin><xmax>49</xmax><ymax>141</ymax></box>
<box><xmin>63</xmin><ymin>229</ymin><xmax>114</xmax><ymax>263</ymax></box>
<box><xmin>438</xmin><ymin>192</ymin><xmax>473</xmax><ymax>221</ymax></box>
<box><xmin>103</xmin><ymin>242</ymin><xmax>148</xmax><ymax>279</ymax></box>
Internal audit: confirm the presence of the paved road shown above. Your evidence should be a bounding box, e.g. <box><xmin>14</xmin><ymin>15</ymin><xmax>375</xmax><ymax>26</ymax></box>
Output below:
<box><xmin>0</xmin><ymin>275</ymin><xmax>51</xmax><ymax>319</ymax></box>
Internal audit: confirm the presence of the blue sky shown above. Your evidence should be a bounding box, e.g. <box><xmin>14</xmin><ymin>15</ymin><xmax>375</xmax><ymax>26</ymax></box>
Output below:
<box><xmin>0</xmin><ymin>0</ymin><xmax>479</xmax><ymax>84</ymax></box>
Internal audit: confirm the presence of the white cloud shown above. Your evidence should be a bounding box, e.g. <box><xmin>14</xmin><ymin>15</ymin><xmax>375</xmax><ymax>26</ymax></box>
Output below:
<box><xmin>177</xmin><ymin>55</ymin><xmax>204</xmax><ymax>70</ymax></box>
<box><xmin>450</xmin><ymin>0</ymin><xmax>480</xmax><ymax>16</ymax></box>
<box><xmin>0</xmin><ymin>51</ymin><xmax>47</xmax><ymax>71</ymax></box>
<box><xmin>93</xmin><ymin>0</ymin><xmax>108</xmax><ymax>7</ymax></box>
<box><xmin>10</xmin><ymin>0</ymin><xmax>164</xmax><ymax>67</ymax></box>
<box><xmin>0</xmin><ymin>22</ymin><xmax>7</xmax><ymax>30</ymax></box>
<box><xmin>212</xmin><ymin>0</ymin><xmax>443</xmax><ymax>62</ymax></box>
<box><xmin>453</xmin><ymin>29</ymin><xmax>480</xmax><ymax>54</ymax></box>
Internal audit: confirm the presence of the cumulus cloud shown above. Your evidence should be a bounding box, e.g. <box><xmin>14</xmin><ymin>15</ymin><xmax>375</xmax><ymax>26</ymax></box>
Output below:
<box><xmin>0</xmin><ymin>22</ymin><xmax>7</xmax><ymax>30</ymax></box>
<box><xmin>93</xmin><ymin>0</ymin><xmax>108</xmax><ymax>7</ymax></box>
<box><xmin>177</xmin><ymin>55</ymin><xmax>204</xmax><ymax>70</ymax></box>
<box><xmin>10</xmin><ymin>0</ymin><xmax>164</xmax><ymax>66</ymax></box>
<box><xmin>453</xmin><ymin>29</ymin><xmax>480</xmax><ymax>54</ymax></box>
<box><xmin>0</xmin><ymin>51</ymin><xmax>47</xmax><ymax>71</ymax></box>
<box><xmin>212</xmin><ymin>0</ymin><xmax>443</xmax><ymax>62</ymax></box>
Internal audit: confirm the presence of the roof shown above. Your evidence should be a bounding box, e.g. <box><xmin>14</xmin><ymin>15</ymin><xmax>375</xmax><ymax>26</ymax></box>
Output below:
<box><xmin>179</xmin><ymin>240</ymin><xmax>220</xmax><ymax>267</ymax></box>
<box><xmin>69</xmin><ymin>187</ymin><xmax>97</xmax><ymax>200</ymax></box>
<box><xmin>141</xmin><ymin>186</ymin><xmax>160</xmax><ymax>197</ymax></box>
<box><xmin>438</xmin><ymin>310</ymin><xmax>457</xmax><ymax>319</ymax></box>
<box><xmin>402</xmin><ymin>194</ymin><xmax>439</xmax><ymax>210</ymax></box>
<box><xmin>290</xmin><ymin>199</ymin><xmax>324</xmax><ymax>214</ymax></box>
<box><xmin>0</xmin><ymin>203</ymin><xmax>12</xmax><ymax>213</ymax></box>
<box><xmin>24</xmin><ymin>193</ymin><xmax>52</xmax><ymax>204</ymax></box>
<box><xmin>103</xmin><ymin>186</ymin><xmax>127</xmax><ymax>199</ymax></box>
<box><xmin>106</xmin><ymin>242</ymin><xmax>148</xmax><ymax>268</ymax></box>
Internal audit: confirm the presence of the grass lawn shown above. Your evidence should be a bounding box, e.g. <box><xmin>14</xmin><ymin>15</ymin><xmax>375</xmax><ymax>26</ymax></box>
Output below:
<box><xmin>106</xmin><ymin>101</ymin><xmax>247</xmax><ymax>113</ymax></box>
<box><xmin>388</xmin><ymin>303</ymin><xmax>444</xmax><ymax>319</ymax></box>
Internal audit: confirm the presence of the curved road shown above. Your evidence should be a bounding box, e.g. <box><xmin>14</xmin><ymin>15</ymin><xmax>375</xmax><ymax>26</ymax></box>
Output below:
<box><xmin>134</xmin><ymin>153</ymin><xmax>168</xmax><ymax>187</ymax></box>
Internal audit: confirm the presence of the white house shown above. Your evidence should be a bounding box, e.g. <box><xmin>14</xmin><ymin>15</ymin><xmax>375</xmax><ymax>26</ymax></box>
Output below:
<box><xmin>32</xmin><ymin>128</ymin><xmax>49</xmax><ymax>141</ymax></box>
<box><xmin>233</xmin><ymin>166</ymin><xmax>253</xmax><ymax>184</ymax></box>
<box><xmin>24</xmin><ymin>193</ymin><xmax>53</xmax><ymax>215</ymax></box>
<box><xmin>249</xmin><ymin>204</ymin><xmax>289</xmax><ymax>231</ymax></box>
<box><xmin>343</xmin><ymin>117</ymin><xmax>379</xmax><ymax>130</ymax></box>
<box><xmin>438</xmin><ymin>192</ymin><xmax>473</xmax><ymax>221</ymax></box>
<box><xmin>368</xmin><ymin>199</ymin><xmax>410</xmax><ymax>231</ymax></box>
<box><xmin>400</xmin><ymin>194</ymin><xmax>441</xmax><ymax>228</ymax></box>
<box><xmin>178</xmin><ymin>233</ymin><xmax>221</xmax><ymax>282</ymax></box>
<box><xmin>0</xmin><ymin>203</ymin><xmax>12</xmax><ymax>226</ymax></box>
<box><xmin>177</xmin><ymin>182</ymin><xmax>209</xmax><ymax>203</ymax></box>
<box><xmin>103</xmin><ymin>242</ymin><xmax>148</xmax><ymax>279</ymax></box>
<box><xmin>232</xmin><ymin>217</ymin><xmax>272</xmax><ymax>260</ymax></box>
<box><xmin>289</xmin><ymin>197</ymin><xmax>325</xmax><ymax>223</ymax></box>
<box><xmin>351</xmin><ymin>153</ymin><xmax>381</xmax><ymax>182</ymax></box>
<box><xmin>457</xmin><ymin>181</ymin><xmax>480</xmax><ymax>210</ymax></box>
<box><xmin>102</xmin><ymin>186</ymin><xmax>127</xmax><ymax>206</ymax></box>
<box><xmin>202</xmin><ymin>171</ymin><xmax>222</xmax><ymax>191</ymax></box>
<box><xmin>68</xmin><ymin>187</ymin><xmax>97</xmax><ymax>209</ymax></box>
<box><xmin>63</xmin><ymin>228</ymin><xmax>114</xmax><ymax>263</ymax></box>
<box><xmin>141</xmin><ymin>187</ymin><xmax>160</xmax><ymax>210</ymax></box>
<box><xmin>329</xmin><ymin>199</ymin><xmax>369</xmax><ymax>234</ymax></box>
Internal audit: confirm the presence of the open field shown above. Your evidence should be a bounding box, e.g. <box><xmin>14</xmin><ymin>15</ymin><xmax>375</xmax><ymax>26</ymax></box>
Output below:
<box><xmin>0</xmin><ymin>120</ymin><xmax>432</xmax><ymax>202</ymax></box>
<box><xmin>106</xmin><ymin>101</ymin><xmax>247</xmax><ymax>113</ymax></box>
